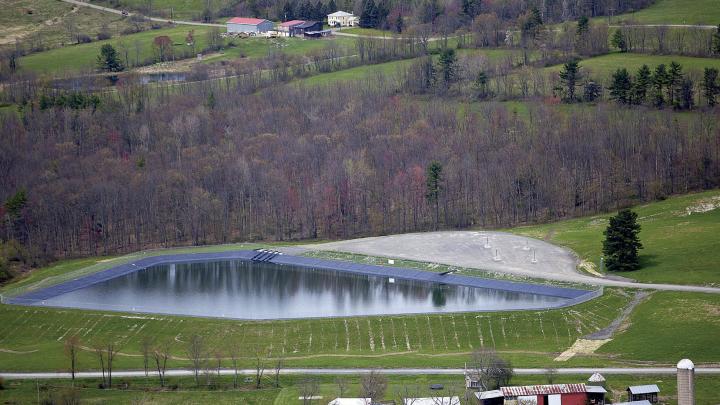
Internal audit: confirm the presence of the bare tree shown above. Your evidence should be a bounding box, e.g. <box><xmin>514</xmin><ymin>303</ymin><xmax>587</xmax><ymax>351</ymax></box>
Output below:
<box><xmin>92</xmin><ymin>342</ymin><xmax>107</xmax><ymax>387</ymax></box>
<box><xmin>299</xmin><ymin>377</ymin><xmax>320</xmax><ymax>405</ymax></box>
<box><xmin>254</xmin><ymin>347</ymin><xmax>267</xmax><ymax>389</ymax></box>
<box><xmin>141</xmin><ymin>336</ymin><xmax>153</xmax><ymax>377</ymax></box>
<box><xmin>361</xmin><ymin>370</ymin><xmax>388</xmax><ymax>402</ymax></box>
<box><xmin>227</xmin><ymin>339</ymin><xmax>241</xmax><ymax>389</ymax></box>
<box><xmin>213</xmin><ymin>348</ymin><xmax>224</xmax><ymax>377</ymax></box>
<box><xmin>186</xmin><ymin>334</ymin><xmax>207</xmax><ymax>386</ymax></box>
<box><xmin>64</xmin><ymin>335</ymin><xmax>80</xmax><ymax>385</ymax></box>
<box><xmin>106</xmin><ymin>341</ymin><xmax>119</xmax><ymax>388</ymax></box>
<box><xmin>545</xmin><ymin>367</ymin><xmax>558</xmax><ymax>384</ymax></box>
<box><xmin>335</xmin><ymin>376</ymin><xmax>349</xmax><ymax>397</ymax></box>
<box><xmin>273</xmin><ymin>352</ymin><xmax>285</xmax><ymax>388</ymax></box>
<box><xmin>152</xmin><ymin>340</ymin><xmax>172</xmax><ymax>388</ymax></box>
<box><xmin>468</xmin><ymin>348</ymin><xmax>513</xmax><ymax>391</ymax></box>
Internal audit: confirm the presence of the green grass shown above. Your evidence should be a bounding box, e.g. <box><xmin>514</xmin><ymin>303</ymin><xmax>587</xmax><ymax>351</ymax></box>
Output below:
<box><xmin>0</xmin><ymin>289</ymin><xmax>631</xmax><ymax>371</ymax></box>
<box><xmin>547</xmin><ymin>53</ymin><xmax>720</xmax><ymax>78</ymax></box>
<box><xmin>610</xmin><ymin>0</ymin><xmax>720</xmax><ymax>25</ymax></box>
<box><xmin>512</xmin><ymin>190</ymin><xmax>720</xmax><ymax>286</ymax></box>
<box><xmin>341</xmin><ymin>27</ymin><xmax>395</xmax><ymax>37</ymax></box>
<box><xmin>600</xmin><ymin>291</ymin><xmax>720</xmax><ymax>362</ymax></box>
<box><xmin>90</xmin><ymin>0</ymin><xmax>238</xmax><ymax>21</ymax></box>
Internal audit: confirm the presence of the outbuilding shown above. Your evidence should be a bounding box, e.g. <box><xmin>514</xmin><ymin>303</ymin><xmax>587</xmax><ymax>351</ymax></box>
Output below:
<box><xmin>404</xmin><ymin>397</ymin><xmax>461</xmax><ymax>405</ymax></box>
<box><xmin>626</xmin><ymin>385</ymin><xmax>659</xmax><ymax>403</ymax></box>
<box><xmin>475</xmin><ymin>384</ymin><xmax>606</xmax><ymax>405</ymax></box>
<box><xmin>279</xmin><ymin>19</ymin><xmax>305</xmax><ymax>35</ymax></box>
<box><xmin>290</xmin><ymin>21</ymin><xmax>323</xmax><ymax>36</ymax></box>
<box><xmin>328</xmin><ymin>399</ymin><xmax>371</xmax><ymax>405</ymax></box>
<box><xmin>226</xmin><ymin>17</ymin><xmax>274</xmax><ymax>34</ymax></box>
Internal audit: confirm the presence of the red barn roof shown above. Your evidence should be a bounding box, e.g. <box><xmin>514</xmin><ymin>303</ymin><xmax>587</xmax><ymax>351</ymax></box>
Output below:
<box><xmin>502</xmin><ymin>384</ymin><xmax>587</xmax><ymax>396</ymax></box>
<box><xmin>280</xmin><ymin>20</ymin><xmax>305</xmax><ymax>27</ymax></box>
<box><xmin>227</xmin><ymin>17</ymin><xmax>268</xmax><ymax>25</ymax></box>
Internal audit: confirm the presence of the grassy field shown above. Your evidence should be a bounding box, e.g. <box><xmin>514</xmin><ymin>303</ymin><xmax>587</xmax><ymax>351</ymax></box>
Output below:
<box><xmin>90</xmin><ymin>0</ymin><xmax>238</xmax><ymax>21</ymax></box>
<box><xmin>341</xmin><ymin>27</ymin><xmax>396</xmax><ymax>37</ymax></box>
<box><xmin>547</xmin><ymin>53</ymin><xmax>720</xmax><ymax>78</ymax></box>
<box><xmin>3</xmin><ymin>373</ymin><xmax>720</xmax><ymax>404</ymax></box>
<box><xmin>610</xmin><ymin>0</ymin><xmax>720</xmax><ymax>25</ymax></box>
<box><xmin>512</xmin><ymin>190</ymin><xmax>720</xmax><ymax>286</ymax></box>
<box><xmin>0</xmin><ymin>289</ymin><xmax>631</xmax><ymax>371</ymax></box>
<box><xmin>0</xmin><ymin>0</ymin><xmax>150</xmax><ymax>50</ymax></box>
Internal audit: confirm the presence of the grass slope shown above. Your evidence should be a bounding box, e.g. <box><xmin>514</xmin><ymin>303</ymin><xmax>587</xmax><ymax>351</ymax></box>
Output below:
<box><xmin>90</xmin><ymin>0</ymin><xmax>237</xmax><ymax>21</ymax></box>
<box><xmin>512</xmin><ymin>190</ymin><xmax>720</xmax><ymax>286</ymax></box>
<box><xmin>0</xmin><ymin>289</ymin><xmax>630</xmax><ymax>371</ymax></box>
<box><xmin>547</xmin><ymin>53</ymin><xmax>720</xmax><ymax>78</ymax></box>
<box><xmin>611</xmin><ymin>0</ymin><xmax>720</xmax><ymax>25</ymax></box>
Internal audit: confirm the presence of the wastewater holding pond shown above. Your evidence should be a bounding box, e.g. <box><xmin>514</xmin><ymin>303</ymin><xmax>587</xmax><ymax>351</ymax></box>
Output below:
<box><xmin>41</xmin><ymin>260</ymin><xmax>568</xmax><ymax>319</ymax></box>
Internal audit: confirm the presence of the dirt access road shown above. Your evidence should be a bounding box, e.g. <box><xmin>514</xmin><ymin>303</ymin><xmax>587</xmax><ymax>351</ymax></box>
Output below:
<box><xmin>302</xmin><ymin>231</ymin><xmax>720</xmax><ymax>293</ymax></box>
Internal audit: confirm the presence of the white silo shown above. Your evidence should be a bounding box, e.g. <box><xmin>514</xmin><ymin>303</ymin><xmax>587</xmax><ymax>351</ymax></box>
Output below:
<box><xmin>677</xmin><ymin>358</ymin><xmax>695</xmax><ymax>405</ymax></box>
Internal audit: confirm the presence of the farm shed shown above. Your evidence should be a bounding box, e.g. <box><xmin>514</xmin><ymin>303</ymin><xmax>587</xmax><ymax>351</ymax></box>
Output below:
<box><xmin>279</xmin><ymin>20</ymin><xmax>305</xmax><ymax>35</ymax></box>
<box><xmin>627</xmin><ymin>385</ymin><xmax>660</xmax><ymax>403</ymax></box>
<box><xmin>475</xmin><ymin>384</ymin><xmax>606</xmax><ymax>405</ymax></box>
<box><xmin>226</xmin><ymin>17</ymin><xmax>274</xmax><ymax>34</ymax></box>
<box><xmin>404</xmin><ymin>397</ymin><xmax>461</xmax><ymax>405</ymax></box>
<box><xmin>328</xmin><ymin>399</ymin><xmax>371</xmax><ymax>405</ymax></box>
<box><xmin>290</xmin><ymin>21</ymin><xmax>323</xmax><ymax>36</ymax></box>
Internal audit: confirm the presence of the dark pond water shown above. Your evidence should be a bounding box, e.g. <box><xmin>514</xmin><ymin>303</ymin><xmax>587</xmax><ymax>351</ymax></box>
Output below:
<box><xmin>41</xmin><ymin>261</ymin><xmax>568</xmax><ymax>319</ymax></box>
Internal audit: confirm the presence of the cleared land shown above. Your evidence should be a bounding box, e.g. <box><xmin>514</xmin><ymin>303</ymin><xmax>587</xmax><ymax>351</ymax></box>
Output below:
<box><xmin>547</xmin><ymin>53</ymin><xmax>720</xmax><ymax>78</ymax></box>
<box><xmin>610</xmin><ymin>0</ymin><xmax>720</xmax><ymax>25</ymax></box>
<box><xmin>90</xmin><ymin>0</ymin><xmax>237</xmax><ymax>21</ymax></box>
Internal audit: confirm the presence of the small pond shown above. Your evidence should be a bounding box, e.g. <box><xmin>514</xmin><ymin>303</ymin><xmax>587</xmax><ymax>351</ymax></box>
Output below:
<box><xmin>40</xmin><ymin>260</ymin><xmax>569</xmax><ymax>319</ymax></box>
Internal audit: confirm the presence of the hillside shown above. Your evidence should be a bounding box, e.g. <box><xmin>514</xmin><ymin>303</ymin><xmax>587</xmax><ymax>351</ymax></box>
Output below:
<box><xmin>611</xmin><ymin>0</ymin><xmax>720</xmax><ymax>25</ymax></box>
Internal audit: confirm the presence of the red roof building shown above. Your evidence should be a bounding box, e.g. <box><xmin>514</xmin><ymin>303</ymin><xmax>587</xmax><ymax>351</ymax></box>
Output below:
<box><xmin>475</xmin><ymin>384</ymin><xmax>606</xmax><ymax>405</ymax></box>
<box><xmin>227</xmin><ymin>17</ymin><xmax>268</xmax><ymax>25</ymax></box>
<box><xmin>226</xmin><ymin>17</ymin><xmax>274</xmax><ymax>34</ymax></box>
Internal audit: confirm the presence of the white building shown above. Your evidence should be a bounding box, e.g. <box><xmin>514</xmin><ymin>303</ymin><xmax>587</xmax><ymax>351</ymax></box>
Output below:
<box><xmin>327</xmin><ymin>11</ymin><xmax>359</xmax><ymax>27</ymax></box>
<box><xmin>328</xmin><ymin>399</ymin><xmax>372</xmax><ymax>405</ymax></box>
<box><xmin>226</xmin><ymin>17</ymin><xmax>274</xmax><ymax>34</ymax></box>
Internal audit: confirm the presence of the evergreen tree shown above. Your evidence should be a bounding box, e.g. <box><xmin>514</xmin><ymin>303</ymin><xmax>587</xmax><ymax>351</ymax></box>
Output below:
<box><xmin>461</xmin><ymin>0</ymin><xmax>481</xmax><ymax>19</ymax></box>
<box><xmin>702</xmin><ymin>67</ymin><xmax>719</xmax><ymax>107</ymax></box>
<box><xmin>632</xmin><ymin>64</ymin><xmax>652</xmax><ymax>105</ymax></box>
<box><xmin>326</xmin><ymin>0</ymin><xmax>337</xmax><ymax>13</ymax></box>
<box><xmin>474</xmin><ymin>70</ymin><xmax>490</xmax><ymax>99</ymax></box>
<box><xmin>679</xmin><ymin>78</ymin><xmax>694</xmax><ymax>110</ymax></box>
<box><xmin>419</xmin><ymin>0</ymin><xmax>442</xmax><ymax>24</ymax></box>
<box><xmin>425</xmin><ymin>161</ymin><xmax>443</xmax><ymax>230</ymax></box>
<box><xmin>603</xmin><ymin>209</ymin><xmax>643</xmax><ymax>272</ymax></box>
<box><xmin>557</xmin><ymin>60</ymin><xmax>581</xmax><ymax>102</ymax></box>
<box><xmin>583</xmin><ymin>81</ymin><xmax>601</xmax><ymax>102</ymax></box>
<box><xmin>521</xmin><ymin>7</ymin><xmax>543</xmax><ymax>42</ymax></box>
<box><xmin>394</xmin><ymin>13</ymin><xmax>404</xmax><ymax>33</ymax></box>
<box><xmin>576</xmin><ymin>16</ymin><xmax>589</xmax><ymax>36</ymax></box>
<box><xmin>281</xmin><ymin>1</ymin><xmax>295</xmax><ymax>20</ymax></box>
<box><xmin>652</xmin><ymin>64</ymin><xmax>669</xmax><ymax>108</ymax></box>
<box><xmin>97</xmin><ymin>44</ymin><xmax>124</xmax><ymax>72</ymax></box>
<box><xmin>610</xmin><ymin>29</ymin><xmax>627</xmax><ymax>52</ymax></box>
<box><xmin>667</xmin><ymin>61</ymin><xmax>683</xmax><ymax>107</ymax></box>
<box><xmin>313</xmin><ymin>0</ymin><xmax>325</xmax><ymax>20</ymax></box>
<box><xmin>438</xmin><ymin>48</ymin><xmax>458</xmax><ymax>86</ymax></box>
<box><xmin>360</xmin><ymin>0</ymin><xmax>378</xmax><ymax>28</ymax></box>
<box><xmin>608</xmin><ymin>68</ymin><xmax>632</xmax><ymax>104</ymax></box>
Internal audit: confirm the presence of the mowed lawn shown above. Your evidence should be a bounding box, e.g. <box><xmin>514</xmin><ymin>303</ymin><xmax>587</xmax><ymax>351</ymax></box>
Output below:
<box><xmin>512</xmin><ymin>190</ymin><xmax>720</xmax><ymax>286</ymax></box>
<box><xmin>611</xmin><ymin>0</ymin><xmax>720</xmax><ymax>25</ymax></box>
<box><xmin>90</xmin><ymin>0</ymin><xmax>237</xmax><ymax>21</ymax></box>
<box><xmin>547</xmin><ymin>53</ymin><xmax>720</xmax><ymax>78</ymax></box>
<box><xmin>0</xmin><ymin>289</ymin><xmax>630</xmax><ymax>371</ymax></box>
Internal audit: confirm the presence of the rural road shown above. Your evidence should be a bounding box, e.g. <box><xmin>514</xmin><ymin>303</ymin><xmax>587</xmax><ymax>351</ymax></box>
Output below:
<box><xmin>3</xmin><ymin>367</ymin><xmax>720</xmax><ymax>380</ymax></box>
<box><xmin>303</xmin><ymin>231</ymin><xmax>720</xmax><ymax>294</ymax></box>
<box><xmin>59</xmin><ymin>0</ymin><xmax>225</xmax><ymax>27</ymax></box>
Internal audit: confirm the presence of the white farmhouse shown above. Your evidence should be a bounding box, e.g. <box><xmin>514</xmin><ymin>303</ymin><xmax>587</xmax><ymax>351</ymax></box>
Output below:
<box><xmin>327</xmin><ymin>11</ymin><xmax>359</xmax><ymax>27</ymax></box>
<box><xmin>226</xmin><ymin>17</ymin><xmax>274</xmax><ymax>34</ymax></box>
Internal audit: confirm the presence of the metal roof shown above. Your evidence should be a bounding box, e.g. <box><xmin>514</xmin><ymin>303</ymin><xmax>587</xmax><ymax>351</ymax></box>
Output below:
<box><xmin>475</xmin><ymin>390</ymin><xmax>504</xmax><ymax>400</ymax></box>
<box><xmin>328</xmin><ymin>399</ymin><xmax>371</xmax><ymax>405</ymax></box>
<box><xmin>403</xmin><ymin>397</ymin><xmax>460</xmax><ymax>405</ymax></box>
<box><xmin>227</xmin><ymin>17</ymin><xmax>269</xmax><ymax>25</ymax></box>
<box><xmin>280</xmin><ymin>20</ymin><xmax>305</xmax><ymax>27</ymax></box>
<box><xmin>628</xmin><ymin>385</ymin><xmax>660</xmax><ymax>395</ymax></box>
<box><xmin>501</xmin><ymin>384</ymin><xmax>587</xmax><ymax>396</ymax></box>
<box><xmin>614</xmin><ymin>401</ymin><xmax>652</xmax><ymax>405</ymax></box>
<box><xmin>586</xmin><ymin>386</ymin><xmax>607</xmax><ymax>394</ymax></box>
<box><xmin>328</xmin><ymin>11</ymin><xmax>353</xmax><ymax>16</ymax></box>
<box><xmin>295</xmin><ymin>21</ymin><xmax>320</xmax><ymax>28</ymax></box>
<box><xmin>588</xmin><ymin>372</ymin><xmax>606</xmax><ymax>382</ymax></box>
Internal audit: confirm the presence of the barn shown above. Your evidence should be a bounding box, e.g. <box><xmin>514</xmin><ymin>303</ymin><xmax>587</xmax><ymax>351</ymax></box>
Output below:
<box><xmin>290</xmin><ymin>21</ymin><xmax>323</xmax><ymax>37</ymax></box>
<box><xmin>475</xmin><ymin>384</ymin><xmax>606</xmax><ymax>405</ymax></box>
<box><xmin>226</xmin><ymin>17</ymin><xmax>274</xmax><ymax>34</ymax></box>
<box><xmin>279</xmin><ymin>20</ymin><xmax>305</xmax><ymax>35</ymax></box>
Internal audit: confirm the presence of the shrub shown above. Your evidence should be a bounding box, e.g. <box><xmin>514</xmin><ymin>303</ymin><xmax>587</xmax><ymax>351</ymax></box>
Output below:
<box><xmin>97</xmin><ymin>31</ymin><xmax>112</xmax><ymax>40</ymax></box>
<box><xmin>77</xmin><ymin>34</ymin><xmax>92</xmax><ymax>44</ymax></box>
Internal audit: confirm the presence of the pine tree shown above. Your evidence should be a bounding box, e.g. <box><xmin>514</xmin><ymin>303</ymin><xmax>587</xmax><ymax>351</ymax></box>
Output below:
<box><xmin>326</xmin><ymin>0</ymin><xmax>337</xmax><ymax>13</ymax></box>
<box><xmin>667</xmin><ymin>61</ymin><xmax>683</xmax><ymax>108</ymax></box>
<box><xmin>610</xmin><ymin>29</ymin><xmax>627</xmax><ymax>52</ymax></box>
<box><xmin>438</xmin><ymin>48</ymin><xmax>458</xmax><ymax>86</ymax></box>
<box><xmin>679</xmin><ymin>78</ymin><xmax>694</xmax><ymax>110</ymax></box>
<box><xmin>360</xmin><ymin>0</ymin><xmax>378</xmax><ymax>28</ymax></box>
<box><xmin>281</xmin><ymin>1</ymin><xmax>295</xmax><ymax>20</ymax></box>
<box><xmin>608</xmin><ymin>68</ymin><xmax>632</xmax><ymax>104</ymax></box>
<box><xmin>394</xmin><ymin>13</ymin><xmax>404</xmax><ymax>33</ymax></box>
<box><xmin>583</xmin><ymin>81</ymin><xmax>601</xmax><ymax>102</ymax></box>
<box><xmin>557</xmin><ymin>60</ymin><xmax>581</xmax><ymax>103</ymax></box>
<box><xmin>425</xmin><ymin>161</ymin><xmax>443</xmax><ymax>230</ymax></box>
<box><xmin>702</xmin><ymin>67</ymin><xmax>719</xmax><ymax>107</ymax></box>
<box><xmin>97</xmin><ymin>44</ymin><xmax>124</xmax><ymax>72</ymax></box>
<box><xmin>652</xmin><ymin>64</ymin><xmax>669</xmax><ymax>108</ymax></box>
<box><xmin>632</xmin><ymin>64</ymin><xmax>652</xmax><ymax>105</ymax></box>
<box><xmin>603</xmin><ymin>209</ymin><xmax>643</xmax><ymax>272</ymax></box>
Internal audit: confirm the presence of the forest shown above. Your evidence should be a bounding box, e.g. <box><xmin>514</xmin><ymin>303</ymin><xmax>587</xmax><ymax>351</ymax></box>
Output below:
<box><xmin>1</xmin><ymin>71</ymin><xmax>718</xmax><ymax>261</ymax></box>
